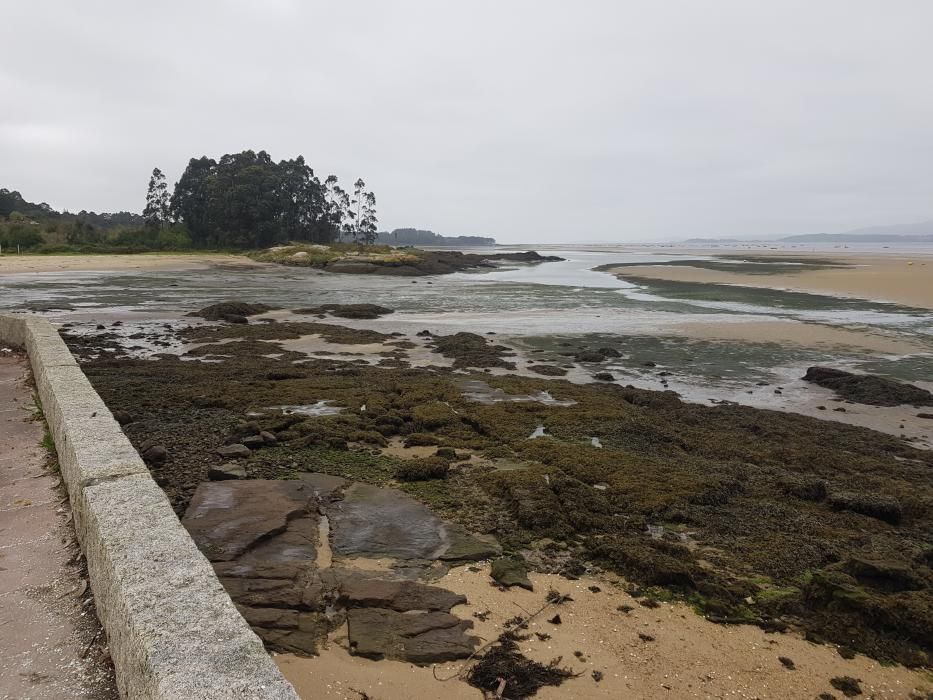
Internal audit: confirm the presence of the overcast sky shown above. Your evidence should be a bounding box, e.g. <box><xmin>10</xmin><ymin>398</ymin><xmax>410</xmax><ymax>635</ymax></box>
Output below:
<box><xmin>2</xmin><ymin>1</ymin><xmax>932</xmax><ymax>243</ymax></box>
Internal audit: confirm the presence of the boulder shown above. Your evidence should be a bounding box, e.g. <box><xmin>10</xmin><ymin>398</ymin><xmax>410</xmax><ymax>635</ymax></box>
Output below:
<box><xmin>241</xmin><ymin>435</ymin><xmax>266</xmax><ymax>449</ymax></box>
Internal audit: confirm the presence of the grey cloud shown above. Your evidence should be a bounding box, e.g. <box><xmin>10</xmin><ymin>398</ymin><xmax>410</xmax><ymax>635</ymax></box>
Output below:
<box><xmin>1</xmin><ymin>0</ymin><xmax>931</xmax><ymax>242</ymax></box>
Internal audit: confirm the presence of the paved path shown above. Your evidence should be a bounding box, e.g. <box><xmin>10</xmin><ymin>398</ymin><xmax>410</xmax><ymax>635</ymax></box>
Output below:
<box><xmin>0</xmin><ymin>350</ymin><xmax>115</xmax><ymax>699</ymax></box>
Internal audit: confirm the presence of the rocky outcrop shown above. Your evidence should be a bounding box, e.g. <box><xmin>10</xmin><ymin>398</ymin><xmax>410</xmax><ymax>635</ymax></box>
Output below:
<box><xmin>293</xmin><ymin>304</ymin><xmax>394</xmax><ymax>320</ymax></box>
<box><xmin>803</xmin><ymin>366</ymin><xmax>933</xmax><ymax>407</ymax></box>
<box><xmin>187</xmin><ymin>301</ymin><xmax>272</xmax><ymax>322</ymax></box>
<box><xmin>429</xmin><ymin>332</ymin><xmax>517</xmax><ymax>369</ymax></box>
<box><xmin>182</xmin><ymin>475</ymin><xmax>494</xmax><ymax>662</ymax></box>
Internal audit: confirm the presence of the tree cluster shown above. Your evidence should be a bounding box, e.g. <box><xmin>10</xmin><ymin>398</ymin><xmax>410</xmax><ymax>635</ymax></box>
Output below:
<box><xmin>2</xmin><ymin>151</ymin><xmax>377</xmax><ymax>253</ymax></box>
<box><xmin>164</xmin><ymin>150</ymin><xmax>377</xmax><ymax>248</ymax></box>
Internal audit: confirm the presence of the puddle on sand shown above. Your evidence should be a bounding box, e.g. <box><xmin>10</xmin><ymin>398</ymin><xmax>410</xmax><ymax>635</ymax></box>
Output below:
<box><xmin>462</xmin><ymin>379</ymin><xmax>576</xmax><ymax>406</ymax></box>
<box><xmin>317</xmin><ymin>515</ymin><xmax>333</xmax><ymax>568</ymax></box>
<box><xmin>268</xmin><ymin>400</ymin><xmax>344</xmax><ymax>417</ymax></box>
<box><xmin>529</xmin><ymin>425</ymin><xmax>548</xmax><ymax>439</ymax></box>
<box><xmin>591</xmin><ymin>436</ymin><xmax>603</xmax><ymax>448</ymax></box>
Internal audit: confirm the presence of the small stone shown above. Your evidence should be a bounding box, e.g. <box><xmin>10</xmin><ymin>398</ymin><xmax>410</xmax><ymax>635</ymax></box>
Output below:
<box><xmin>217</xmin><ymin>444</ymin><xmax>251</xmax><ymax>459</ymax></box>
<box><xmin>241</xmin><ymin>435</ymin><xmax>266</xmax><ymax>449</ymax></box>
<box><xmin>490</xmin><ymin>556</ymin><xmax>533</xmax><ymax>591</ymax></box>
<box><xmin>829</xmin><ymin>676</ymin><xmax>862</xmax><ymax>697</ymax></box>
<box><xmin>142</xmin><ymin>445</ymin><xmax>167</xmax><ymax>465</ymax></box>
<box><xmin>260</xmin><ymin>431</ymin><xmax>278</xmax><ymax>444</ymax></box>
<box><xmin>779</xmin><ymin>656</ymin><xmax>795</xmax><ymax>670</ymax></box>
<box><xmin>112</xmin><ymin>410</ymin><xmax>133</xmax><ymax>425</ymax></box>
<box><xmin>209</xmin><ymin>463</ymin><xmax>247</xmax><ymax>480</ymax></box>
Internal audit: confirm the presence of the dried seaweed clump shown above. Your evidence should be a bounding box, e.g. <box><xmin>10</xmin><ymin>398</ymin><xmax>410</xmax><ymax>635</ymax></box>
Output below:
<box><xmin>466</xmin><ymin>631</ymin><xmax>574</xmax><ymax>699</ymax></box>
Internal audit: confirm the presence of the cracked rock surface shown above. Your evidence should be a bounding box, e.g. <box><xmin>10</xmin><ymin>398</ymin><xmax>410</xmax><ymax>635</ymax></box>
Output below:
<box><xmin>182</xmin><ymin>474</ymin><xmax>493</xmax><ymax>662</ymax></box>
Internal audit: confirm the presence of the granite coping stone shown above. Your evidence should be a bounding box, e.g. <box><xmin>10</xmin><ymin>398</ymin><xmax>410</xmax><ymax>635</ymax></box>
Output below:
<box><xmin>0</xmin><ymin>313</ymin><xmax>298</xmax><ymax>700</ymax></box>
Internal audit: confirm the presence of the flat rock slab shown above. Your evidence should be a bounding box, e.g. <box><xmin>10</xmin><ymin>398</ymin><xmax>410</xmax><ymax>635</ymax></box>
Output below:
<box><xmin>183</xmin><ymin>480</ymin><xmax>319</xmax><ymax>562</ymax></box>
<box><xmin>182</xmin><ymin>475</ymin><xmax>494</xmax><ymax>661</ymax></box>
<box><xmin>347</xmin><ymin>608</ymin><xmax>478</xmax><ymax>663</ymax></box>
<box><xmin>328</xmin><ymin>482</ymin><xmax>448</xmax><ymax>559</ymax></box>
<box><xmin>336</xmin><ymin>571</ymin><xmax>466</xmax><ymax>612</ymax></box>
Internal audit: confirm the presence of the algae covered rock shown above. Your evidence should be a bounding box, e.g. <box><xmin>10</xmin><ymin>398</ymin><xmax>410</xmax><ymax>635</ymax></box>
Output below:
<box><xmin>187</xmin><ymin>301</ymin><xmax>272</xmax><ymax>322</ymax></box>
<box><xmin>803</xmin><ymin>366</ymin><xmax>933</xmax><ymax>407</ymax></box>
<box><xmin>827</xmin><ymin>490</ymin><xmax>902</xmax><ymax>524</ymax></box>
<box><xmin>491</xmin><ymin>555</ymin><xmax>533</xmax><ymax>591</ymax></box>
<box><xmin>395</xmin><ymin>456</ymin><xmax>450</xmax><ymax>481</ymax></box>
<box><xmin>528</xmin><ymin>364</ymin><xmax>568</xmax><ymax>377</ymax></box>
<box><xmin>293</xmin><ymin>303</ymin><xmax>394</xmax><ymax>320</ymax></box>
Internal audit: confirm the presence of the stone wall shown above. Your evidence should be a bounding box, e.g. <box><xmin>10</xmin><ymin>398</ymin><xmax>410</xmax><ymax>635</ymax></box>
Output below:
<box><xmin>0</xmin><ymin>314</ymin><xmax>298</xmax><ymax>700</ymax></box>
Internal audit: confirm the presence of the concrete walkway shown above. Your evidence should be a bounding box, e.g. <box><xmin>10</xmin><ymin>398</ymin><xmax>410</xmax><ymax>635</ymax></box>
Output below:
<box><xmin>0</xmin><ymin>350</ymin><xmax>116</xmax><ymax>699</ymax></box>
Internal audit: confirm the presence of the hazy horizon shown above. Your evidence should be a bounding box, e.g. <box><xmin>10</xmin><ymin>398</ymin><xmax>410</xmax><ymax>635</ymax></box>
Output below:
<box><xmin>2</xmin><ymin>1</ymin><xmax>932</xmax><ymax>244</ymax></box>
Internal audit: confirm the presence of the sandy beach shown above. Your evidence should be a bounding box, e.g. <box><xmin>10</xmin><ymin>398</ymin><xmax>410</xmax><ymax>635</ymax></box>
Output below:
<box><xmin>0</xmin><ymin>252</ymin><xmax>259</xmax><ymax>274</ymax></box>
<box><xmin>277</xmin><ymin>565</ymin><xmax>932</xmax><ymax>700</ymax></box>
<box><xmin>608</xmin><ymin>251</ymin><xmax>933</xmax><ymax>309</ymax></box>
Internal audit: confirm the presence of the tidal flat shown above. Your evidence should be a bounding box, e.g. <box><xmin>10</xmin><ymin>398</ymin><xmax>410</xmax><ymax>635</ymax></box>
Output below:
<box><xmin>3</xmin><ymin>247</ymin><xmax>932</xmax><ymax>698</ymax></box>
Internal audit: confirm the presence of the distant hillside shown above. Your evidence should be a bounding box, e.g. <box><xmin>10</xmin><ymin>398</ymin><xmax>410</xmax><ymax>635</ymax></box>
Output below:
<box><xmin>680</xmin><ymin>220</ymin><xmax>933</xmax><ymax>246</ymax></box>
<box><xmin>0</xmin><ymin>187</ymin><xmax>144</xmax><ymax>228</ymax></box>
<box><xmin>779</xmin><ymin>220</ymin><xmax>933</xmax><ymax>244</ymax></box>
<box><xmin>376</xmin><ymin>228</ymin><xmax>495</xmax><ymax>247</ymax></box>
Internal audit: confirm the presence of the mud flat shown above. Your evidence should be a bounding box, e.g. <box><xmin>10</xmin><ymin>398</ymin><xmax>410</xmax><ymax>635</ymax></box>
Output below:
<box><xmin>607</xmin><ymin>250</ymin><xmax>933</xmax><ymax>309</ymax></box>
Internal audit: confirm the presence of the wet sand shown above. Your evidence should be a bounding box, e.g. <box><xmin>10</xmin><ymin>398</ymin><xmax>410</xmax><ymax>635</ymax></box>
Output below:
<box><xmin>0</xmin><ymin>252</ymin><xmax>259</xmax><ymax>274</ymax></box>
<box><xmin>670</xmin><ymin>318</ymin><xmax>927</xmax><ymax>355</ymax></box>
<box><xmin>608</xmin><ymin>251</ymin><xmax>933</xmax><ymax>308</ymax></box>
<box><xmin>276</xmin><ymin>566</ymin><xmax>932</xmax><ymax>700</ymax></box>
